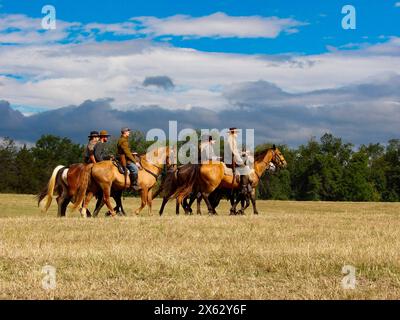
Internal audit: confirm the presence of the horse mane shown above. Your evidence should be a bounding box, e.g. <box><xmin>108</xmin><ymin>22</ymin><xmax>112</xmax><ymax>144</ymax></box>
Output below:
<box><xmin>254</xmin><ymin>146</ymin><xmax>271</xmax><ymax>162</ymax></box>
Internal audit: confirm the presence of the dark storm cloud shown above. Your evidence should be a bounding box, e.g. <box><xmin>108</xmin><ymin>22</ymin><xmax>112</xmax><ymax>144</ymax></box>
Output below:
<box><xmin>0</xmin><ymin>74</ymin><xmax>399</xmax><ymax>146</ymax></box>
<box><xmin>143</xmin><ymin>76</ymin><xmax>175</xmax><ymax>90</ymax></box>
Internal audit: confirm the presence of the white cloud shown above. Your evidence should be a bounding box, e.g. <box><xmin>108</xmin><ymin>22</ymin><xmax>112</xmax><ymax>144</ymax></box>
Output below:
<box><xmin>0</xmin><ymin>14</ymin><xmax>80</xmax><ymax>44</ymax></box>
<box><xmin>0</xmin><ymin>13</ymin><xmax>399</xmax><ymax>117</ymax></box>
<box><xmin>395</xmin><ymin>2</ymin><xmax>400</xmax><ymax>7</ymax></box>
<box><xmin>132</xmin><ymin>12</ymin><xmax>306</xmax><ymax>39</ymax></box>
<box><xmin>1</xmin><ymin>37</ymin><xmax>400</xmax><ymax>112</ymax></box>
<box><xmin>0</xmin><ymin>12</ymin><xmax>305</xmax><ymax>44</ymax></box>
<box><xmin>83</xmin><ymin>12</ymin><xmax>306</xmax><ymax>39</ymax></box>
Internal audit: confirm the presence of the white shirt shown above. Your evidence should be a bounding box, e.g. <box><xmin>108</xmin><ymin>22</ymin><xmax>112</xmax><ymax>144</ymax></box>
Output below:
<box><xmin>227</xmin><ymin>133</ymin><xmax>244</xmax><ymax>166</ymax></box>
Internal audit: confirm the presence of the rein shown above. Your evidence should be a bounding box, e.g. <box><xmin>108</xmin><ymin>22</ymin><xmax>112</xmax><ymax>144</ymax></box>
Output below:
<box><xmin>137</xmin><ymin>153</ymin><xmax>169</xmax><ymax>180</ymax></box>
<box><xmin>254</xmin><ymin>149</ymin><xmax>280</xmax><ymax>180</ymax></box>
<box><xmin>138</xmin><ymin>157</ymin><xmax>160</xmax><ymax>180</ymax></box>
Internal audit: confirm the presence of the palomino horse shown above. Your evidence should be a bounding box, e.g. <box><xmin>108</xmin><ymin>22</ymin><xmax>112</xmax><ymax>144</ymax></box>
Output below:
<box><xmin>37</xmin><ymin>163</ymin><xmax>125</xmax><ymax>217</ymax></box>
<box><xmin>81</xmin><ymin>146</ymin><xmax>171</xmax><ymax>217</ymax></box>
<box><xmin>160</xmin><ymin>145</ymin><xmax>287</xmax><ymax>215</ymax></box>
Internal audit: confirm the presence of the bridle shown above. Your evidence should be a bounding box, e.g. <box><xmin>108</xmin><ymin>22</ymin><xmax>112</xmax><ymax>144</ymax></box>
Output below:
<box><xmin>255</xmin><ymin>149</ymin><xmax>284</xmax><ymax>179</ymax></box>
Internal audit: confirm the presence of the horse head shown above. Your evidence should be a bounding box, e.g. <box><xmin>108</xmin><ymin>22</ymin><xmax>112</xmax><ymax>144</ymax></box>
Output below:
<box><xmin>269</xmin><ymin>144</ymin><xmax>287</xmax><ymax>169</ymax></box>
<box><xmin>145</xmin><ymin>145</ymin><xmax>173</xmax><ymax>169</ymax></box>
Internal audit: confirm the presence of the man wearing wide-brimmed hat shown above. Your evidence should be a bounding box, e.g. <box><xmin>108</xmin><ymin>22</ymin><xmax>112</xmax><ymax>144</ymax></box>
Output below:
<box><xmin>94</xmin><ymin>130</ymin><xmax>112</xmax><ymax>162</ymax></box>
<box><xmin>84</xmin><ymin>131</ymin><xmax>100</xmax><ymax>164</ymax></box>
<box><xmin>226</xmin><ymin>128</ymin><xmax>244</xmax><ymax>167</ymax></box>
<box><xmin>226</xmin><ymin>127</ymin><xmax>251</xmax><ymax>194</ymax></box>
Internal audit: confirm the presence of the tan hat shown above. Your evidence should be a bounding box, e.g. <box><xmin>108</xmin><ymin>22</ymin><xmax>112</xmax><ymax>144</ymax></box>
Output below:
<box><xmin>99</xmin><ymin>130</ymin><xmax>110</xmax><ymax>137</ymax></box>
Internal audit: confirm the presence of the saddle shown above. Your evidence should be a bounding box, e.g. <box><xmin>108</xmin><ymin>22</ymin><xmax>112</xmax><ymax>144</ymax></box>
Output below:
<box><xmin>222</xmin><ymin>163</ymin><xmax>256</xmax><ymax>184</ymax></box>
<box><xmin>221</xmin><ymin>163</ymin><xmax>240</xmax><ymax>183</ymax></box>
<box><xmin>112</xmin><ymin>159</ymin><xmax>125</xmax><ymax>174</ymax></box>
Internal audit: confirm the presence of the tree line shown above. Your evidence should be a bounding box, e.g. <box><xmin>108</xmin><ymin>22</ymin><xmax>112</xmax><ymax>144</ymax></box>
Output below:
<box><xmin>0</xmin><ymin>132</ymin><xmax>399</xmax><ymax>202</ymax></box>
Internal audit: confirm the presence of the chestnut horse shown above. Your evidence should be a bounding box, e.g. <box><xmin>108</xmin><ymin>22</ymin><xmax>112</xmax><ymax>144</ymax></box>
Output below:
<box><xmin>81</xmin><ymin>146</ymin><xmax>171</xmax><ymax>217</ymax></box>
<box><xmin>38</xmin><ymin>163</ymin><xmax>92</xmax><ymax>217</ymax></box>
<box><xmin>160</xmin><ymin>146</ymin><xmax>287</xmax><ymax>215</ymax></box>
<box><xmin>37</xmin><ymin>163</ymin><xmax>125</xmax><ymax>217</ymax></box>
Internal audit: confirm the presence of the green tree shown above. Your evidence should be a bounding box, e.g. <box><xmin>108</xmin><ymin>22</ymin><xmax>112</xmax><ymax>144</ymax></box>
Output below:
<box><xmin>31</xmin><ymin>135</ymin><xmax>84</xmax><ymax>191</ymax></box>
<box><xmin>342</xmin><ymin>151</ymin><xmax>376</xmax><ymax>201</ymax></box>
<box><xmin>0</xmin><ymin>138</ymin><xmax>17</xmax><ymax>193</ymax></box>
<box><xmin>14</xmin><ymin>145</ymin><xmax>38</xmax><ymax>193</ymax></box>
<box><xmin>383</xmin><ymin>139</ymin><xmax>400</xmax><ymax>201</ymax></box>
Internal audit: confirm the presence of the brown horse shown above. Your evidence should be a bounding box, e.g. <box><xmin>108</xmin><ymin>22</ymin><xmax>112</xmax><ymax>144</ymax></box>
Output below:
<box><xmin>161</xmin><ymin>146</ymin><xmax>287</xmax><ymax>215</ymax></box>
<box><xmin>81</xmin><ymin>145</ymin><xmax>171</xmax><ymax>217</ymax></box>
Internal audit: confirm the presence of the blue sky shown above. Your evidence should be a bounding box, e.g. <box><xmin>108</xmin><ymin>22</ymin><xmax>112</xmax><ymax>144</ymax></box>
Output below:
<box><xmin>1</xmin><ymin>0</ymin><xmax>398</xmax><ymax>54</ymax></box>
<box><xmin>0</xmin><ymin>1</ymin><xmax>399</xmax><ymax>145</ymax></box>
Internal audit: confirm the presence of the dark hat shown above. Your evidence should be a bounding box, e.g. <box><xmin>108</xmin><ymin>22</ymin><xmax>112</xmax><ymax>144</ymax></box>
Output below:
<box><xmin>229</xmin><ymin>127</ymin><xmax>239</xmax><ymax>132</ymax></box>
<box><xmin>99</xmin><ymin>130</ymin><xmax>110</xmax><ymax>137</ymax></box>
<box><xmin>121</xmin><ymin>127</ymin><xmax>131</xmax><ymax>133</ymax></box>
<box><xmin>88</xmin><ymin>131</ymin><xmax>100</xmax><ymax>138</ymax></box>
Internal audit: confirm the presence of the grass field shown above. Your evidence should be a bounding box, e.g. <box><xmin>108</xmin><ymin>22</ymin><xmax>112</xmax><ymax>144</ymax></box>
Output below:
<box><xmin>0</xmin><ymin>193</ymin><xmax>400</xmax><ymax>300</ymax></box>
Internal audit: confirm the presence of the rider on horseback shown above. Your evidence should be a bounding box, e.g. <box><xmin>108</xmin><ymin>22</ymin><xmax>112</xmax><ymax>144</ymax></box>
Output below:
<box><xmin>94</xmin><ymin>130</ymin><xmax>112</xmax><ymax>162</ymax></box>
<box><xmin>226</xmin><ymin>128</ymin><xmax>252</xmax><ymax>195</ymax></box>
<box><xmin>84</xmin><ymin>131</ymin><xmax>100</xmax><ymax>164</ymax></box>
<box><xmin>200</xmin><ymin>135</ymin><xmax>219</xmax><ymax>162</ymax></box>
<box><xmin>117</xmin><ymin>127</ymin><xmax>141</xmax><ymax>191</ymax></box>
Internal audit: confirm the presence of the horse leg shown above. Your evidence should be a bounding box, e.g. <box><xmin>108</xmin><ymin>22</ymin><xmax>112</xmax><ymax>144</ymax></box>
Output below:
<box><xmin>175</xmin><ymin>198</ymin><xmax>180</xmax><ymax>215</ymax></box>
<box><xmin>147</xmin><ymin>188</ymin><xmax>153</xmax><ymax>215</ymax></box>
<box><xmin>159</xmin><ymin>196</ymin><xmax>169</xmax><ymax>216</ymax></box>
<box><xmin>250</xmin><ymin>189</ymin><xmax>258</xmax><ymax>215</ymax></box>
<box><xmin>187</xmin><ymin>193</ymin><xmax>197</xmax><ymax>215</ymax></box>
<box><xmin>196</xmin><ymin>193</ymin><xmax>202</xmax><ymax>215</ymax></box>
<box><xmin>115</xmin><ymin>192</ymin><xmax>126</xmax><ymax>216</ymax></box>
<box><xmin>182</xmin><ymin>196</ymin><xmax>192</xmax><ymax>215</ymax></box>
<box><xmin>56</xmin><ymin>194</ymin><xmax>70</xmax><ymax>217</ymax></box>
<box><xmin>81</xmin><ymin>191</ymin><xmax>95</xmax><ymax>218</ymax></box>
<box><xmin>201</xmin><ymin>192</ymin><xmax>216</xmax><ymax>215</ymax></box>
<box><xmin>92</xmin><ymin>192</ymin><xmax>104</xmax><ymax>217</ymax></box>
<box><xmin>237</xmin><ymin>194</ymin><xmax>246</xmax><ymax>215</ymax></box>
<box><xmin>102</xmin><ymin>186</ymin><xmax>117</xmax><ymax>217</ymax></box>
<box><xmin>56</xmin><ymin>195</ymin><xmax>63</xmax><ymax>217</ymax></box>
<box><xmin>242</xmin><ymin>193</ymin><xmax>250</xmax><ymax>214</ymax></box>
<box><xmin>134</xmin><ymin>189</ymin><xmax>147</xmax><ymax>215</ymax></box>
<box><xmin>61</xmin><ymin>197</ymin><xmax>70</xmax><ymax>217</ymax></box>
<box><xmin>229</xmin><ymin>193</ymin><xmax>237</xmax><ymax>215</ymax></box>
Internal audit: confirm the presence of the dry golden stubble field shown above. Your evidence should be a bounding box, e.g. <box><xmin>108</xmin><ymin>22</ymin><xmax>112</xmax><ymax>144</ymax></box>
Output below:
<box><xmin>0</xmin><ymin>193</ymin><xmax>399</xmax><ymax>299</ymax></box>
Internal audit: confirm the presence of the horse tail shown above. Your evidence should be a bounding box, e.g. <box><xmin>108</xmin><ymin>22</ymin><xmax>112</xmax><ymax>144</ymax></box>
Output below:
<box><xmin>37</xmin><ymin>165</ymin><xmax>65</xmax><ymax>212</ymax></box>
<box><xmin>173</xmin><ymin>164</ymin><xmax>200</xmax><ymax>204</ymax></box>
<box><xmin>71</xmin><ymin>164</ymin><xmax>92</xmax><ymax>211</ymax></box>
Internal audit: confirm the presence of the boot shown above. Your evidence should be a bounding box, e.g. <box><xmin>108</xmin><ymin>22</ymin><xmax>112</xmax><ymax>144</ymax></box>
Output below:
<box><xmin>130</xmin><ymin>173</ymin><xmax>141</xmax><ymax>191</ymax></box>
